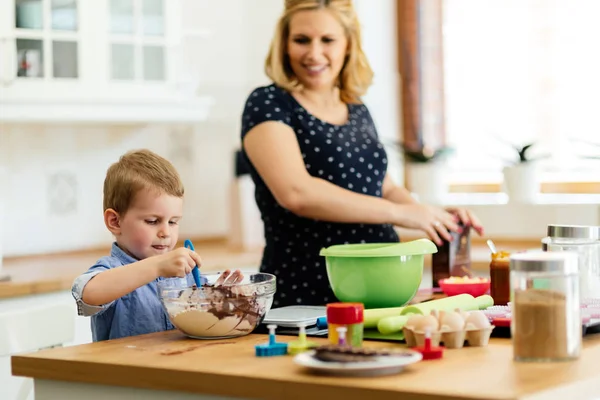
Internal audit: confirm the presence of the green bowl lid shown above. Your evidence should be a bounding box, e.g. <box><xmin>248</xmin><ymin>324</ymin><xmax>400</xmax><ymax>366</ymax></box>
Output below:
<box><xmin>319</xmin><ymin>238</ymin><xmax>438</xmax><ymax>258</ymax></box>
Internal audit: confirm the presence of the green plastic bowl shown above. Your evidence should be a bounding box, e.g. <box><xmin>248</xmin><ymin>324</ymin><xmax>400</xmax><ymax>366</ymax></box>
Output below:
<box><xmin>319</xmin><ymin>239</ymin><xmax>438</xmax><ymax>309</ymax></box>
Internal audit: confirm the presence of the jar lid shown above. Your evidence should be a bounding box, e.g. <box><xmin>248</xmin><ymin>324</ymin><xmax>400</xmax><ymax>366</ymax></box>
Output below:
<box><xmin>326</xmin><ymin>303</ymin><xmax>364</xmax><ymax>324</ymax></box>
<box><xmin>547</xmin><ymin>224</ymin><xmax>600</xmax><ymax>240</ymax></box>
<box><xmin>510</xmin><ymin>251</ymin><xmax>578</xmax><ymax>274</ymax></box>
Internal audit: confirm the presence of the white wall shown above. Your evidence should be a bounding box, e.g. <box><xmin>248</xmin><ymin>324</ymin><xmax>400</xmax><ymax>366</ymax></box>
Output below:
<box><xmin>0</xmin><ymin>0</ymin><xmax>402</xmax><ymax>257</ymax></box>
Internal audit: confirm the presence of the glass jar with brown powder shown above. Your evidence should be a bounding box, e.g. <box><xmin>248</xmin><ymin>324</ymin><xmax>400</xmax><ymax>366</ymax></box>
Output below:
<box><xmin>510</xmin><ymin>252</ymin><xmax>581</xmax><ymax>362</ymax></box>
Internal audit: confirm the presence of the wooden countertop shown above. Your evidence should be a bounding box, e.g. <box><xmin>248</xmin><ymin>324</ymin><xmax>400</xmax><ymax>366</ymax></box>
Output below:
<box><xmin>12</xmin><ymin>330</ymin><xmax>600</xmax><ymax>400</ymax></box>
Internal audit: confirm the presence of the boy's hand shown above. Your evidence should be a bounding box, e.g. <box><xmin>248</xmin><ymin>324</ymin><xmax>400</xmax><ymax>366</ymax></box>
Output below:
<box><xmin>155</xmin><ymin>247</ymin><xmax>202</xmax><ymax>278</ymax></box>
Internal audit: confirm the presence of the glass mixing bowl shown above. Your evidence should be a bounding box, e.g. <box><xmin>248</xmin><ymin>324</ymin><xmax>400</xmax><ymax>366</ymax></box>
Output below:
<box><xmin>158</xmin><ymin>272</ymin><xmax>276</xmax><ymax>339</ymax></box>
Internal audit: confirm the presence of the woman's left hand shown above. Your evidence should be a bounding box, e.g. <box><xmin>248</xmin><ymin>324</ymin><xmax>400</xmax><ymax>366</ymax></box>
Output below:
<box><xmin>445</xmin><ymin>207</ymin><xmax>484</xmax><ymax>236</ymax></box>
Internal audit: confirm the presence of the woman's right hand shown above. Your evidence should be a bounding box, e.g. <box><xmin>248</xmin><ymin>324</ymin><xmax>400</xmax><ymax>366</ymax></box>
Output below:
<box><xmin>154</xmin><ymin>247</ymin><xmax>202</xmax><ymax>278</ymax></box>
<box><xmin>393</xmin><ymin>204</ymin><xmax>460</xmax><ymax>246</ymax></box>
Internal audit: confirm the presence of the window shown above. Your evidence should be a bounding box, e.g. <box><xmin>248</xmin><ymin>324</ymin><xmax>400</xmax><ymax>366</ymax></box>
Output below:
<box><xmin>109</xmin><ymin>0</ymin><xmax>166</xmax><ymax>81</ymax></box>
<box><xmin>15</xmin><ymin>0</ymin><xmax>79</xmax><ymax>79</ymax></box>
<box><xmin>442</xmin><ymin>0</ymin><xmax>600</xmax><ymax>185</ymax></box>
<box><xmin>2</xmin><ymin>0</ymin><xmax>209</xmax><ymax>123</ymax></box>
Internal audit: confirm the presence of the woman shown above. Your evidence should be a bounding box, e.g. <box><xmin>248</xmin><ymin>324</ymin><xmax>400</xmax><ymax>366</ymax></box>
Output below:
<box><xmin>240</xmin><ymin>0</ymin><xmax>484</xmax><ymax>307</ymax></box>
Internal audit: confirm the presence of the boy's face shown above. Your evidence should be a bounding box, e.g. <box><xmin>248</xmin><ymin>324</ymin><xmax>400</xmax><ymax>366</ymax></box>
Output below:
<box><xmin>110</xmin><ymin>190</ymin><xmax>183</xmax><ymax>260</ymax></box>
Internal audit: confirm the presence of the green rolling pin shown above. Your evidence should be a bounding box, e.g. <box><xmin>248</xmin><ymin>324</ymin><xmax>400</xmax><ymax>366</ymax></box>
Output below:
<box><xmin>377</xmin><ymin>315</ymin><xmax>410</xmax><ymax>336</ymax></box>
<box><xmin>400</xmin><ymin>294</ymin><xmax>493</xmax><ymax>316</ymax></box>
<box><xmin>364</xmin><ymin>307</ymin><xmax>409</xmax><ymax>329</ymax></box>
<box><xmin>363</xmin><ymin>294</ymin><xmax>494</xmax><ymax>333</ymax></box>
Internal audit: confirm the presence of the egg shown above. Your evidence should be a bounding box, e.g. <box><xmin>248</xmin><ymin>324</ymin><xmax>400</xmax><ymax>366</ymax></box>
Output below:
<box><xmin>439</xmin><ymin>311</ymin><xmax>465</xmax><ymax>332</ymax></box>
<box><xmin>413</xmin><ymin>314</ymin><xmax>439</xmax><ymax>333</ymax></box>
<box><xmin>405</xmin><ymin>314</ymin><xmax>424</xmax><ymax>330</ymax></box>
<box><xmin>456</xmin><ymin>308</ymin><xmax>470</xmax><ymax>321</ymax></box>
<box><xmin>465</xmin><ymin>310</ymin><xmax>491</xmax><ymax>330</ymax></box>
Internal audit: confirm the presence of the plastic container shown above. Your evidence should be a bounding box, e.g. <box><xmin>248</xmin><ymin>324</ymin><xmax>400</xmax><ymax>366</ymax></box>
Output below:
<box><xmin>490</xmin><ymin>251</ymin><xmax>511</xmax><ymax>305</ymax></box>
<box><xmin>319</xmin><ymin>239</ymin><xmax>437</xmax><ymax>308</ymax></box>
<box><xmin>510</xmin><ymin>251</ymin><xmax>581</xmax><ymax>362</ymax></box>
<box><xmin>326</xmin><ymin>303</ymin><xmax>364</xmax><ymax>347</ymax></box>
<box><xmin>542</xmin><ymin>224</ymin><xmax>600</xmax><ymax>299</ymax></box>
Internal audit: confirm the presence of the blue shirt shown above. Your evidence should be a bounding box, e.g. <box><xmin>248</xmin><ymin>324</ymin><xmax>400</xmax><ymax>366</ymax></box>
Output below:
<box><xmin>71</xmin><ymin>243</ymin><xmax>196</xmax><ymax>342</ymax></box>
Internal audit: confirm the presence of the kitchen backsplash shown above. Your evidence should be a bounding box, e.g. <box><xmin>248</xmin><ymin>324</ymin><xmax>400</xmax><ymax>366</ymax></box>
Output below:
<box><xmin>0</xmin><ymin>122</ymin><xmax>236</xmax><ymax>257</ymax></box>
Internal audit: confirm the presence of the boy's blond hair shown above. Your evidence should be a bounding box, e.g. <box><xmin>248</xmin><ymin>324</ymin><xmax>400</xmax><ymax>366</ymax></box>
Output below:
<box><xmin>265</xmin><ymin>0</ymin><xmax>373</xmax><ymax>104</ymax></box>
<box><xmin>103</xmin><ymin>149</ymin><xmax>184</xmax><ymax>214</ymax></box>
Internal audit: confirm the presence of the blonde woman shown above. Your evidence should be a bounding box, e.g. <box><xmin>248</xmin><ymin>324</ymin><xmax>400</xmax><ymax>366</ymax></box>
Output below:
<box><xmin>240</xmin><ymin>0</ymin><xmax>484</xmax><ymax>307</ymax></box>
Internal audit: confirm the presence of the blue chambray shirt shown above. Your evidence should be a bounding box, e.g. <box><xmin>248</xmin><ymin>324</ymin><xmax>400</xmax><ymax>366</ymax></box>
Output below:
<box><xmin>71</xmin><ymin>242</ymin><xmax>196</xmax><ymax>342</ymax></box>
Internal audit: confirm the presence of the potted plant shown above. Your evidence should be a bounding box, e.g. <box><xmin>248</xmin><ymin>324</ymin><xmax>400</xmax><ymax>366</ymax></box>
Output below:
<box><xmin>501</xmin><ymin>143</ymin><xmax>549</xmax><ymax>203</ymax></box>
<box><xmin>388</xmin><ymin>140</ymin><xmax>454</xmax><ymax>205</ymax></box>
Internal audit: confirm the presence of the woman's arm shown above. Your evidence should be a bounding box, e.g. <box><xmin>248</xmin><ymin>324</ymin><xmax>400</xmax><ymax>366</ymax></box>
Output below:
<box><xmin>381</xmin><ymin>175</ymin><xmax>418</xmax><ymax>205</ymax></box>
<box><xmin>244</xmin><ymin>121</ymin><xmax>407</xmax><ymax>224</ymax></box>
<box><xmin>381</xmin><ymin>170</ymin><xmax>485</xmax><ymax>236</ymax></box>
<box><xmin>243</xmin><ymin>121</ymin><xmax>458</xmax><ymax>240</ymax></box>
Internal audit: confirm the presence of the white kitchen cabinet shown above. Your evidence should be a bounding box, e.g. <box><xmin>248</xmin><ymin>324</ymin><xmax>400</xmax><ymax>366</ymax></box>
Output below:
<box><xmin>0</xmin><ymin>0</ymin><xmax>213</xmax><ymax>124</ymax></box>
<box><xmin>0</xmin><ymin>290</ymin><xmax>91</xmax><ymax>400</ymax></box>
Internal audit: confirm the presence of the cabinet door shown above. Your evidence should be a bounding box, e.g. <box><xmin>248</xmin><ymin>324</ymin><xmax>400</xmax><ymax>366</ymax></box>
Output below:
<box><xmin>1</xmin><ymin>0</ymin><xmax>210</xmax><ymax>123</ymax></box>
<box><xmin>1</xmin><ymin>0</ymin><xmax>90</xmax><ymax>102</ymax></box>
<box><xmin>0</xmin><ymin>1</ymin><xmax>16</xmax><ymax>88</ymax></box>
<box><xmin>93</xmin><ymin>0</ymin><xmax>184</xmax><ymax>103</ymax></box>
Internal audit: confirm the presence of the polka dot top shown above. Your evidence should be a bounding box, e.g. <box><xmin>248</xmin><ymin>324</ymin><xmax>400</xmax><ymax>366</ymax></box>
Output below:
<box><xmin>240</xmin><ymin>84</ymin><xmax>399</xmax><ymax>307</ymax></box>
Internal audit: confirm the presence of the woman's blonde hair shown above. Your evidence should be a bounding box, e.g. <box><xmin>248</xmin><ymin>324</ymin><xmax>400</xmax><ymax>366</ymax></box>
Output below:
<box><xmin>265</xmin><ymin>0</ymin><xmax>373</xmax><ymax>104</ymax></box>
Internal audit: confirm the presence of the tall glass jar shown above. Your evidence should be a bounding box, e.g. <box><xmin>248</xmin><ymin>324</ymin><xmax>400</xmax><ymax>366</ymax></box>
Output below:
<box><xmin>510</xmin><ymin>251</ymin><xmax>581</xmax><ymax>362</ymax></box>
<box><xmin>542</xmin><ymin>224</ymin><xmax>600</xmax><ymax>299</ymax></box>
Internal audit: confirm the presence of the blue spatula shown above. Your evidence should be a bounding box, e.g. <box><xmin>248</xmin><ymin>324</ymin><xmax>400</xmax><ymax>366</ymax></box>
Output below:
<box><xmin>184</xmin><ymin>239</ymin><xmax>203</xmax><ymax>287</ymax></box>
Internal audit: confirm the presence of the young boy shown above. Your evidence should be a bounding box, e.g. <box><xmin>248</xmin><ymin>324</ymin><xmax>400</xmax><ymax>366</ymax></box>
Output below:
<box><xmin>72</xmin><ymin>149</ymin><xmax>239</xmax><ymax>342</ymax></box>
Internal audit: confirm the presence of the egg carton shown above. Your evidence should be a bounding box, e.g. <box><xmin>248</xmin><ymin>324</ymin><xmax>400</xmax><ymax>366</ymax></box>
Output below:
<box><xmin>402</xmin><ymin>309</ymin><xmax>494</xmax><ymax>349</ymax></box>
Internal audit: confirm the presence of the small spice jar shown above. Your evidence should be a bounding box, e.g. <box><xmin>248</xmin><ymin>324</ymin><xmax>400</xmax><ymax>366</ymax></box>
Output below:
<box><xmin>326</xmin><ymin>302</ymin><xmax>364</xmax><ymax>347</ymax></box>
<box><xmin>510</xmin><ymin>251</ymin><xmax>581</xmax><ymax>362</ymax></box>
<box><xmin>542</xmin><ymin>224</ymin><xmax>600</xmax><ymax>299</ymax></box>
